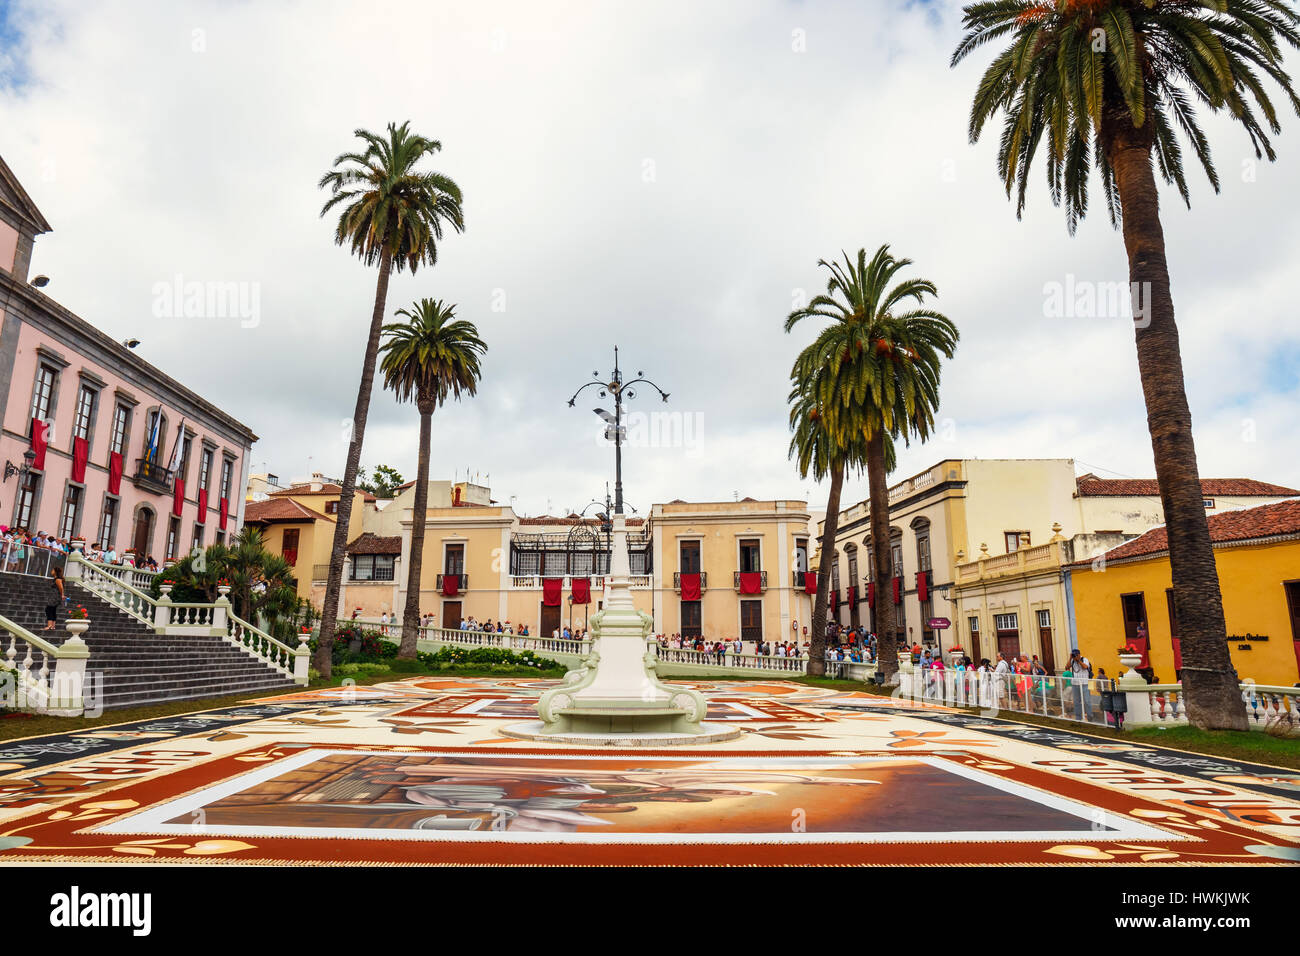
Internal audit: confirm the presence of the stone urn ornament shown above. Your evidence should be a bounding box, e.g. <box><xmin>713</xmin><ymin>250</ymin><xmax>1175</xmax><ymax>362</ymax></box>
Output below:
<box><xmin>65</xmin><ymin>605</ymin><xmax>90</xmax><ymax>641</ymax></box>
<box><xmin>1118</xmin><ymin>653</ymin><xmax>1144</xmax><ymax>681</ymax></box>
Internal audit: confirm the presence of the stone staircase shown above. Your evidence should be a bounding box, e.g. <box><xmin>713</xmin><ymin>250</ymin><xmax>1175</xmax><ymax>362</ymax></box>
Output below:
<box><xmin>0</xmin><ymin>572</ymin><xmax>297</xmax><ymax>710</ymax></box>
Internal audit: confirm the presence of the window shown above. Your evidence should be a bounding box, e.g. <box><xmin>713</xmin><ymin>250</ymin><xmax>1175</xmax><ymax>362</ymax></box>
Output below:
<box><xmin>680</xmin><ymin>600</ymin><xmax>702</xmax><ymax>638</ymax></box>
<box><xmin>679</xmin><ymin>540</ymin><xmax>701</xmax><ymax>573</ymax></box>
<box><xmin>198</xmin><ymin>447</ymin><xmax>213</xmax><ymax>493</ymax></box>
<box><xmin>830</xmin><ymin>560</ymin><xmax>840</xmax><ymax>593</ymax></box>
<box><xmin>72</xmin><ymin>385</ymin><xmax>97</xmax><ymax>442</ymax></box>
<box><xmin>30</xmin><ymin>364</ymin><xmax>57</xmax><ymax>425</ymax></box>
<box><xmin>98</xmin><ymin>498</ymin><xmax>119</xmax><ymax>548</ymax></box>
<box><xmin>1204</xmin><ymin>499</ymin><xmax>1216</xmax><ymax>509</ymax></box>
<box><xmin>916</xmin><ymin>532</ymin><xmax>931</xmax><ymax>572</ymax></box>
<box><xmin>542</xmin><ymin>551</ymin><xmax>567</xmax><ymax>575</ymax></box>
<box><xmin>739</xmin><ymin>538</ymin><xmax>761</xmax><ymax>572</ymax></box>
<box><xmin>282</xmin><ymin>528</ymin><xmax>300</xmax><ymax>565</ymax></box>
<box><xmin>994</xmin><ymin>613</ymin><xmax>1019</xmax><ymax>631</ymax></box>
<box><xmin>969</xmin><ymin>616</ymin><xmax>980</xmax><ymax>635</ymax></box>
<box><xmin>177</xmin><ymin>435</ymin><xmax>193</xmax><ymax>483</ymax></box>
<box><xmin>514</xmin><ymin>551</ymin><xmax>540</xmax><ymax>576</ymax></box>
<box><xmin>1036</xmin><ymin>609</ymin><xmax>1051</xmax><ymax>629</ymax></box>
<box><xmin>846</xmin><ymin>549</ymin><xmax>859</xmax><ymax>587</ymax></box>
<box><xmin>1005</xmin><ymin>531</ymin><xmax>1029</xmax><ymax>553</ymax></box>
<box><xmin>444</xmin><ymin>543</ymin><xmax>465</xmax><ymax>575</ymax></box>
<box><xmin>144</xmin><ymin>410</ymin><xmax>164</xmax><ymax>462</ymax></box>
<box><xmin>165</xmin><ymin>517</ymin><xmax>180</xmax><ymax>560</ymax></box>
<box><xmin>14</xmin><ymin>473</ymin><xmax>39</xmax><ymax>529</ymax></box>
<box><xmin>891</xmin><ymin>541</ymin><xmax>904</xmax><ymax>578</ymax></box>
<box><xmin>59</xmin><ymin>485</ymin><xmax>82</xmax><ymax>540</ymax></box>
<box><xmin>630</xmin><ymin>551</ymin><xmax>650</xmax><ymax>575</ymax></box>
<box><xmin>109</xmin><ymin>404</ymin><xmax>131</xmax><ymax>456</ymax></box>
<box><xmin>193</xmin><ymin>524</ymin><xmax>204</xmax><ymax>551</ymax></box>
<box><xmin>324</xmin><ymin>500</ymin><xmax>338</xmax><ymax>515</ymax></box>
<box><xmin>352</xmin><ymin>554</ymin><xmax>395</xmax><ymax>581</ymax></box>
<box><xmin>794</xmin><ymin>538</ymin><xmax>808</xmax><ymax>573</ymax></box>
<box><xmin>219</xmin><ymin>457</ymin><xmax>234</xmax><ymax>500</ymax></box>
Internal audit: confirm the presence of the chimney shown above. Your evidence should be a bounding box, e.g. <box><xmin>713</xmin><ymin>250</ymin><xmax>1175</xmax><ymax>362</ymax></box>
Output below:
<box><xmin>310</xmin><ymin>472</ymin><xmax>324</xmax><ymax>492</ymax></box>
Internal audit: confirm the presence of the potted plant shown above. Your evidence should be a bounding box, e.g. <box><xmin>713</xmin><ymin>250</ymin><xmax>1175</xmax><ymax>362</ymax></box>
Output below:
<box><xmin>66</xmin><ymin>604</ymin><xmax>90</xmax><ymax>639</ymax></box>
<box><xmin>216</xmin><ymin>577</ymin><xmax>232</xmax><ymax>598</ymax></box>
<box><xmin>159</xmin><ymin>577</ymin><xmax>175</xmax><ymax>597</ymax></box>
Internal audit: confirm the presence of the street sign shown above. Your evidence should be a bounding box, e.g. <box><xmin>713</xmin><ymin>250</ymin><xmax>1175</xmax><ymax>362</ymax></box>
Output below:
<box><xmin>927</xmin><ymin>617</ymin><xmax>951</xmax><ymax>630</ymax></box>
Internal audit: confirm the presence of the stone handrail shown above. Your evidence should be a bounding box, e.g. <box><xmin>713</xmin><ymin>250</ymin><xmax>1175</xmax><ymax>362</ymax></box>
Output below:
<box><xmin>85</xmin><ymin>560</ymin><xmax>156</xmax><ymax>592</ymax></box>
<box><xmin>0</xmin><ymin>612</ymin><xmax>92</xmax><ymax>715</ymax></box>
<box><xmin>655</xmin><ymin>647</ymin><xmax>810</xmax><ymax>674</ymax></box>
<box><xmin>227</xmin><ymin>613</ymin><xmax>309</xmax><ymax>684</ymax></box>
<box><xmin>67</xmin><ymin>552</ymin><xmax>157</xmax><ymax>626</ymax></box>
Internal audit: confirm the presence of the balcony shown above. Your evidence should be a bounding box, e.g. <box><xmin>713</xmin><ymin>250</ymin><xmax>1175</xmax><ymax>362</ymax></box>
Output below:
<box><xmin>733</xmin><ymin>570</ymin><xmax>767</xmax><ymax>593</ymax></box>
<box><xmin>133</xmin><ymin>458</ymin><xmax>174</xmax><ymax>494</ymax></box>
<box><xmin>793</xmin><ymin>570</ymin><xmax>813</xmax><ymax>589</ymax></box>
<box><xmin>436</xmin><ymin>572</ymin><xmax>468</xmax><ymax>592</ymax></box>
<box><xmin>673</xmin><ymin>571</ymin><xmax>707</xmax><ymax>591</ymax></box>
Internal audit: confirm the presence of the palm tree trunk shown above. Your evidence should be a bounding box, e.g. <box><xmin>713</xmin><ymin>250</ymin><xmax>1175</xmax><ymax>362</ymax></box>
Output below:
<box><xmin>313</xmin><ymin>247</ymin><xmax>395</xmax><ymax>679</ymax></box>
<box><xmin>807</xmin><ymin>462</ymin><xmax>845</xmax><ymax>678</ymax></box>
<box><xmin>398</xmin><ymin>404</ymin><xmax>433</xmax><ymax>658</ymax></box>
<box><xmin>1105</xmin><ymin>115</ymin><xmax>1247</xmax><ymax>731</ymax></box>
<box><xmin>866</xmin><ymin>431</ymin><xmax>899</xmax><ymax>684</ymax></box>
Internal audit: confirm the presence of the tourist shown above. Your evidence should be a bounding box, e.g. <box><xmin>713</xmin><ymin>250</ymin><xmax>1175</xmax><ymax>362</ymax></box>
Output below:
<box><xmin>1067</xmin><ymin>649</ymin><xmax>1094</xmax><ymax>720</ymax></box>
<box><xmin>45</xmin><ymin>566</ymin><xmax>64</xmax><ymax>631</ymax></box>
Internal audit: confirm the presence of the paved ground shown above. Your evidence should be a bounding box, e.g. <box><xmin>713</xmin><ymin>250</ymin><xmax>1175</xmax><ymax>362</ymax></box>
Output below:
<box><xmin>1</xmin><ymin>677</ymin><xmax>1297</xmax><ymax>866</ymax></box>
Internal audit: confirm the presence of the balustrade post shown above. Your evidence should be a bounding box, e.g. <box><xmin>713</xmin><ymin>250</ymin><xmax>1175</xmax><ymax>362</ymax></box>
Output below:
<box><xmin>64</xmin><ymin>550</ymin><xmax>84</xmax><ymax>582</ymax></box>
<box><xmin>212</xmin><ymin>595</ymin><xmax>230</xmax><ymax>635</ymax></box>
<box><xmin>49</xmin><ymin>631</ymin><xmax>90</xmax><ymax>716</ymax></box>
<box><xmin>293</xmin><ymin>636</ymin><xmax>311</xmax><ymax>685</ymax></box>
<box><xmin>1117</xmin><ymin>671</ymin><xmax>1154</xmax><ymax>726</ymax></box>
<box><xmin>154</xmin><ymin>593</ymin><xmax>173</xmax><ymax>633</ymax></box>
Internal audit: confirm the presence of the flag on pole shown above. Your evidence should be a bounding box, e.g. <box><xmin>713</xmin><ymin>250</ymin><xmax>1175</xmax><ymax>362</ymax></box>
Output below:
<box><xmin>165</xmin><ymin>418</ymin><xmax>187</xmax><ymax>474</ymax></box>
<box><xmin>145</xmin><ymin>411</ymin><xmax>162</xmax><ymax>462</ymax></box>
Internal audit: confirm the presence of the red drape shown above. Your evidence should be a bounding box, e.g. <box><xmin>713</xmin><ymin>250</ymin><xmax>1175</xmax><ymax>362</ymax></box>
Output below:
<box><xmin>679</xmin><ymin>572</ymin><xmax>701</xmax><ymax>602</ymax></box>
<box><xmin>107</xmin><ymin>451</ymin><xmax>123</xmax><ymax>495</ymax></box>
<box><xmin>738</xmin><ymin>571</ymin><xmax>762</xmax><ymax>595</ymax></box>
<box><xmin>803</xmin><ymin>571</ymin><xmax>817</xmax><ymax>594</ymax></box>
<box><xmin>867</xmin><ymin>581</ymin><xmax>876</xmax><ymax>608</ymax></box>
<box><xmin>571</xmin><ymin>577</ymin><xmax>591</xmax><ymax>605</ymax></box>
<box><xmin>832</xmin><ymin>588</ymin><xmax>840</xmax><ymax>611</ymax></box>
<box><xmin>849</xmin><ymin>585</ymin><xmax>858</xmax><ymax>607</ymax></box>
<box><xmin>219</xmin><ymin>496</ymin><xmax>229</xmax><ymax>530</ymax></box>
<box><xmin>916</xmin><ymin>570</ymin><xmax>929</xmax><ymax>603</ymax></box>
<box><xmin>1172</xmin><ymin>636</ymin><xmax>1183</xmax><ymax>671</ymax></box>
<box><xmin>542</xmin><ymin>577</ymin><xmax>563</xmax><ymax>606</ymax></box>
<box><xmin>892</xmin><ymin>576</ymin><xmax>902</xmax><ymax>605</ymax></box>
<box><xmin>71</xmin><ymin>437</ymin><xmax>89</xmax><ymax>483</ymax></box>
<box><xmin>1293</xmin><ymin>640</ymin><xmax>1300</xmax><ymax>683</ymax></box>
<box><xmin>441</xmin><ymin>573</ymin><xmax>460</xmax><ymax>597</ymax></box>
<box><xmin>30</xmin><ymin>417</ymin><xmax>47</xmax><ymax>470</ymax></box>
<box><xmin>197</xmin><ymin>488</ymin><xmax>208</xmax><ymax>523</ymax></box>
<box><xmin>172</xmin><ymin>478</ymin><xmax>185</xmax><ymax>517</ymax></box>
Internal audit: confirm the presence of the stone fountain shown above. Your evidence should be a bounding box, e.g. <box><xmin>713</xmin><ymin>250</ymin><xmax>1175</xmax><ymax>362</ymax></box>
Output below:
<box><xmin>501</xmin><ymin>514</ymin><xmax>740</xmax><ymax>746</ymax></box>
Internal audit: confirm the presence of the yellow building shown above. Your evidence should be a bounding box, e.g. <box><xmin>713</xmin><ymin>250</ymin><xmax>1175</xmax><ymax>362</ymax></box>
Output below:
<box><xmin>1070</xmin><ymin>498</ymin><xmax>1300</xmax><ymax>687</ymax></box>
<box><xmin>242</xmin><ymin>474</ymin><xmax>375</xmax><ymax>603</ymax></box>
<box><xmin>327</xmin><ymin>485</ymin><xmax>813</xmax><ymax>644</ymax></box>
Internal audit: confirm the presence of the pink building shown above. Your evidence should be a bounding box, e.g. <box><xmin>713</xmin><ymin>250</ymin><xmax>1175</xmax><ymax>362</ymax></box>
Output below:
<box><xmin>0</xmin><ymin>155</ymin><xmax>255</xmax><ymax>560</ymax></box>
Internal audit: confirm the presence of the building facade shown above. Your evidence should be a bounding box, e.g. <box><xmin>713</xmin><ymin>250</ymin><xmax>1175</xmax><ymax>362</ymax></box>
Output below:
<box><xmin>0</xmin><ymin>156</ymin><xmax>255</xmax><ymax>559</ymax></box>
<box><xmin>1070</xmin><ymin>499</ymin><xmax>1300</xmax><ymax>687</ymax></box>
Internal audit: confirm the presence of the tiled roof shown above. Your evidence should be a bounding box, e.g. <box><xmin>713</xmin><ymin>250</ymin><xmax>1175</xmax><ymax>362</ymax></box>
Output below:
<box><xmin>269</xmin><ymin>483</ymin><xmax>377</xmax><ymax>502</ymax></box>
<box><xmin>1076</xmin><ymin>475</ymin><xmax>1300</xmax><ymax>497</ymax></box>
<box><xmin>347</xmin><ymin>533</ymin><xmax>402</xmax><ymax>555</ymax></box>
<box><xmin>1086</xmin><ymin>498</ymin><xmax>1300</xmax><ymax>563</ymax></box>
<box><xmin>244</xmin><ymin>498</ymin><xmax>333</xmax><ymax>524</ymax></box>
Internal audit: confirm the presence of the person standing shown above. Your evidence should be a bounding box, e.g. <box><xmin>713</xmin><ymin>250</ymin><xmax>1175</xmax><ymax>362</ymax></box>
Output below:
<box><xmin>1067</xmin><ymin>648</ymin><xmax>1093</xmax><ymax>720</ymax></box>
<box><xmin>45</xmin><ymin>567</ymin><xmax>64</xmax><ymax>630</ymax></box>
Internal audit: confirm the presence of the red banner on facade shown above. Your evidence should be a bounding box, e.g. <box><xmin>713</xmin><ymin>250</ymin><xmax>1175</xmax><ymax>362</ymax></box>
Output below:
<box><xmin>892</xmin><ymin>576</ymin><xmax>902</xmax><ymax>605</ymax></box>
<box><xmin>542</xmin><ymin>577</ymin><xmax>563</xmax><ymax>606</ymax></box>
<box><xmin>219</xmin><ymin>496</ymin><xmax>229</xmax><ymax>530</ymax></box>
<box><xmin>738</xmin><ymin>571</ymin><xmax>762</xmax><ymax>595</ymax></box>
<box><xmin>172</xmin><ymin>478</ymin><xmax>185</xmax><ymax>517</ymax></box>
<box><xmin>849</xmin><ymin>585</ymin><xmax>858</xmax><ymax>607</ymax></box>
<box><xmin>197</xmin><ymin>488</ymin><xmax>208</xmax><ymax>523</ymax></box>
<box><xmin>916</xmin><ymin>570</ymin><xmax>929</xmax><ymax>603</ymax></box>
<box><xmin>803</xmin><ymin>571</ymin><xmax>817</xmax><ymax>594</ymax></box>
<box><xmin>679</xmin><ymin>572</ymin><xmax>701</xmax><ymax>602</ymax></box>
<box><xmin>107</xmin><ymin>451</ymin><xmax>124</xmax><ymax>495</ymax></box>
<box><xmin>30</xmin><ymin>417</ymin><xmax>47</xmax><ymax>470</ymax></box>
<box><xmin>868</xmin><ymin>581</ymin><xmax>876</xmax><ymax>608</ymax></box>
<box><xmin>571</xmin><ymin>577</ymin><xmax>591</xmax><ymax>605</ymax></box>
<box><xmin>441</xmin><ymin>573</ymin><xmax>460</xmax><ymax>597</ymax></box>
<box><xmin>71</xmin><ymin>437</ymin><xmax>89</xmax><ymax>483</ymax></box>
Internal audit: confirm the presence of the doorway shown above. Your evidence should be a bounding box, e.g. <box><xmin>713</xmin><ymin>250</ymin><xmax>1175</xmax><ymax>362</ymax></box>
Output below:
<box><xmin>442</xmin><ymin>600</ymin><xmax>462</xmax><ymax>630</ymax></box>
<box><xmin>540</xmin><ymin>602</ymin><xmax>562</xmax><ymax>638</ymax></box>
<box><xmin>740</xmin><ymin>599</ymin><xmax>763</xmax><ymax>643</ymax></box>
<box><xmin>1120</xmin><ymin>592</ymin><xmax>1149</xmax><ymax>667</ymax></box>
<box><xmin>132</xmin><ymin>506</ymin><xmax>155</xmax><ymax>559</ymax></box>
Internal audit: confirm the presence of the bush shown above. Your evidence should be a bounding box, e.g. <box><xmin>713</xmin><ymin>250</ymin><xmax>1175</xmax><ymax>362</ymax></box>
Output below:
<box><xmin>415</xmin><ymin>646</ymin><xmax>562</xmax><ymax>671</ymax></box>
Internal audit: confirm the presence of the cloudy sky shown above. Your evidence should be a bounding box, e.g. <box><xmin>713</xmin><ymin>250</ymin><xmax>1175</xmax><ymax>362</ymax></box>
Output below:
<box><xmin>2</xmin><ymin>0</ymin><xmax>1297</xmax><ymax>518</ymax></box>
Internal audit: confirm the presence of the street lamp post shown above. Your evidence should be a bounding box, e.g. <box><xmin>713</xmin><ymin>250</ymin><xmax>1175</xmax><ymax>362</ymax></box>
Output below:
<box><xmin>567</xmin><ymin>346</ymin><xmax>668</xmax><ymax>516</ymax></box>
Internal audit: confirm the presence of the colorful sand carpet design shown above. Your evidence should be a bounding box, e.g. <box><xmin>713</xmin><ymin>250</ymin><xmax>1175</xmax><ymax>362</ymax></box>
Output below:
<box><xmin>1</xmin><ymin>677</ymin><xmax>1297</xmax><ymax>866</ymax></box>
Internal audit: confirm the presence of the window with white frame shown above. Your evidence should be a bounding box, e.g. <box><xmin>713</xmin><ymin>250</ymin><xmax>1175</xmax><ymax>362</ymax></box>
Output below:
<box><xmin>72</xmin><ymin>385</ymin><xmax>97</xmax><ymax>442</ymax></box>
<box><xmin>14</xmin><ymin>474</ymin><xmax>39</xmax><ymax>529</ymax></box>
<box><xmin>1037</xmin><ymin>609</ymin><xmax>1051</xmax><ymax>629</ymax></box>
<box><xmin>352</xmin><ymin>554</ymin><xmax>395</xmax><ymax>581</ymax></box>
<box><xmin>98</xmin><ymin>497</ymin><xmax>118</xmax><ymax>548</ymax></box>
<box><xmin>109</xmin><ymin>404</ymin><xmax>131</xmax><ymax>455</ymax></box>
<box><xmin>59</xmin><ymin>485</ymin><xmax>83</xmax><ymax>540</ymax></box>
<box><xmin>994</xmin><ymin>613</ymin><xmax>1019</xmax><ymax>631</ymax></box>
<box><xmin>30</xmin><ymin>364</ymin><xmax>58</xmax><ymax>425</ymax></box>
<box><xmin>165</xmin><ymin>517</ymin><xmax>180</xmax><ymax>560</ymax></box>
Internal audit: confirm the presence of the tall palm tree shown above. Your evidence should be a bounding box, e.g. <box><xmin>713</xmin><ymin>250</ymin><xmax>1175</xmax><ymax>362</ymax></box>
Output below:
<box><xmin>379</xmin><ymin>299</ymin><xmax>486</xmax><ymax>659</ymax></box>
<box><xmin>952</xmin><ymin>0</ymin><xmax>1299</xmax><ymax>730</ymax></box>
<box><xmin>787</xmin><ymin>380</ymin><xmax>893</xmax><ymax>676</ymax></box>
<box><xmin>787</xmin><ymin>246</ymin><xmax>958</xmax><ymax>684</ymax></box>
<box><xmin>314</xmin><ymin>122</ymin><xmax>465</xmax><ymax>678</ymax></box>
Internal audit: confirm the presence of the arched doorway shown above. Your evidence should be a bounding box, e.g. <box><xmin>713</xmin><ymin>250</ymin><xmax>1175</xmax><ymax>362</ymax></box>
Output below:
<box><xmin>132</xmin><ymin>505</ymin><xmax>155</xmax><ymax>561</ymax></box>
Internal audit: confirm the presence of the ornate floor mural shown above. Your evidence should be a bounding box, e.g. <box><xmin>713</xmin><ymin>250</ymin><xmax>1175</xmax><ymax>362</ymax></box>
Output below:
<box><xmin>1</xmin><ymin>677</ymin><xmax>1298</xmax><ymax>865</ymax></box>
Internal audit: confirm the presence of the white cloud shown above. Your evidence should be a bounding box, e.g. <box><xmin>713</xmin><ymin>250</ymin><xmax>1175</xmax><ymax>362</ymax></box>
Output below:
<box><xmin>3</xmin><ymin>0</ymin><xmax>1298</xmax><ymax>518</ymax></box>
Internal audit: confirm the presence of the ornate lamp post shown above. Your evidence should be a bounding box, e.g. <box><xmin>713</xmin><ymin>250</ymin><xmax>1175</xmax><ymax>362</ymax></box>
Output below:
<box><xmin>566</xmin><ymin>346</ymin><xmax>668</xmax><ymax>516</ymax></box>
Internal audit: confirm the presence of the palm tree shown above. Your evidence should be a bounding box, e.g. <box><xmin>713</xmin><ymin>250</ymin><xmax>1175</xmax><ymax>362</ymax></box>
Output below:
<box><xmin>787</xmin><ymin>246</ymin><xmax>958</xmax><ymax>684</ymax></box>
<box><xmin>787</xmin><ymin>379</ymin><xmax>892</xmax><ymax>676</ymax></box>
<box><xmin>378</xmin><ymin>299</ymin><xmax>486</xmax><ymax>659</ymax></box>
<box><xmin>952</xmin><ymin>0</ymin><xmax>1299</xmax><ymax>729</ymax></box>
<box><xmin>314</xmin><ymin>122</ymin><xmax>465</xmax><ymax>678</ymax></box>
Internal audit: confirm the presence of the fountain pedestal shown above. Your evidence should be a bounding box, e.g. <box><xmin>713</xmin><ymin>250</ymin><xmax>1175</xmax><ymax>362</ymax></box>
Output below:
<box><xmin>501</xmin><ymin>515</ymin><xmax>740</xmax><ymax>746</ymax></box>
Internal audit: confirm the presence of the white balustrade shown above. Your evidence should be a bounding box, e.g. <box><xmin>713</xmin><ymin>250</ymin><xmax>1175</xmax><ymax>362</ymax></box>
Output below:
<box><xmin>0</xmin><ymin>613</ymin><xmax>91</xmax><ymax>716</ymax></box>
<box><xmin>227</xmin><ymin>614</ymin><xmax>309</xmax><ymax>684</ymax></box>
